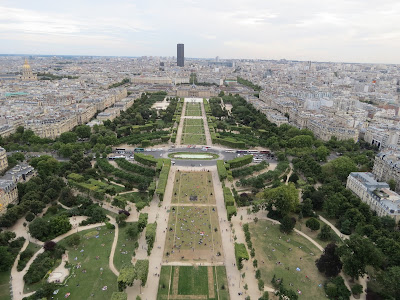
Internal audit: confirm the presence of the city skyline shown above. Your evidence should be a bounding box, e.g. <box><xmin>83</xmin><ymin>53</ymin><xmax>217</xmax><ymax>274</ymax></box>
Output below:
<box><xmin>0</xmin><ymin>0</ymin><xmax>399</xmax><ymax>64</ymax></box>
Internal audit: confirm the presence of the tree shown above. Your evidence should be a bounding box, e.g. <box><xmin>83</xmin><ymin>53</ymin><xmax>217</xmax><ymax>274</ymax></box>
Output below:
<box><xmin>324</xmin><ymin>276</ymin><xmax>351</xmax><ymax>300</ymax></box>
<box><xmin>318</xmin><ymin>224</ymin><xmax>333</xmax><ymax>241</ymax></box>
<box><xmin>388</xmin><ymin>178</ymin><xmax>396</xmax><ymax>191</ymax></box>
<box><xmin>126</xmin><ymin>223</ymin><xmax>140</xmax><ymax>239</ymax></box>
<box><xmin>351</xmin><ymin>284</ymin><xmax>363</xmax><ymax>296</ymax></box>
<box><xmin>117</xmin><ymin>265</ymin><xmax>135</xmax><ymax>291</ymax></box>
<box><xmin>280</xmin><ymin>216</ymin><xmax>295</xmax><ymax>234</ymax></box>
<box><xmin>259</xmin><ymin>183</ymin><xmax>299</xmax><ymax>217</ymax></box>
<box><xmin>0</xmin><ymin>246</ymin><xmax>14</xmax><ymax>271</ymax></box>
<box><xmin>301</xmin><ymin>198</ymin><xmax>314</xmax><ymax>217</ymax></box>
<box><xmin>258</xmin><ymin>279</ymin><xmax>264</xmax><ymax>291</ymax></box>
<box><xmin>378</xmin><ymin>266</ymin><xmax>400</xmax><ymax>299</ymax></box>
<box><xmin>134</xmin><ymin>260</ymin><xmax>149</xmax><ymax>286</ymax></box>
<box><xmin>315</xmin><ymin>145</ymin><xmax>330</xmax><ymax>162</ymax></box>
<box><xmin>306</xmin><ymin>218</ymin><xmax>320</xmax><ymax>231</ymax></box>
<box><xmin>75</xmin><ymin>125</ymin><xmax>91</xmax><ymax>139</ymax></box>
<box><xmin>116</xmin><ymin>214</ymin><xmax>128</xmax><ymax>227</ymax></box>
<box><xmin>338</xmin><ymin>234</ymin><xmax>383</xmax><ymax>280</ymax></box>
<box><xmin>322</xmin><ymin>156</ymin><xmax>357</xmax><ymax>182</ymax></box>
<box><xmin>66</xmin><ymin>234</ymin><xmax>81</xmax><ymax>247</ymax></box>
<box><xmin>316</xmin><ymin>243</ymin><xmax>342</xmax><ymax>277</ymax></box>
<box><xmin>43</xmin><ymin>241</ymin><xmax>57</xmax><ymax>251</ymax></box>
<box><xmin>59</xmin><ymin>131</ymin><xmax>77</xmax><ymax>144</ymax></box>
<box><xmin>258</xmin><ymin>291</ymin><xmax>269</xmax><ymax>300</ymax></box>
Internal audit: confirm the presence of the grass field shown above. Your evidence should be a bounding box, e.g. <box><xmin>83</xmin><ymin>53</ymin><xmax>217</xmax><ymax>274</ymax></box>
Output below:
<box><xmin>181</xmin><ymin>118</ymin><xmax>206</xmax><ymax>145</ymax></box>
<box><xmin>157</xmin><ymin>266</ymin><xmax>230</xmax><ymax>300</ymax></box>
<box><xmin>172</xmin><ymin>172</ymin><xmax>216</xmax><ymax>204</ymax></box>
<box><xmin>113</xmin><ymin>222</ymin><xmax>140</xmax><ymax>271</ymax></box>
<box><xmin>185</xmin><ymin>103</ymin><xmax>202</xmax><ymax>116</ymax></box>
<box><xmin>250</xmin><ymin>220</ymin><xmax>326</xmax><ymax>299</ymax></box>
<box><xmin>56</xmin><ymin>227</ymin><xmax>118</xmax><ymax>300</ymax></box>
<box><xmin>182</xmin><ymin>134</ymin><xmax>206</xmax><ymax>145</ymax></box>
<box><xmin>294</xmin><ymin>217</ymin><xmax>342</xmax><ymax>248</ymax></box>
<box><xmin>164</xmin><ymin>206</ymin><xmax>223</xmax><ymax>262</ymax></box>
<box><xmin>0</xmin><ymin>271</ymin><xmax>10</xmax><ymax>300</ymax></box>
<box><xmin>183</xmin><ymin>125</ymin><xmax>205</xmax><ymax>134</ymax></box>
<box><xmin>184</xmin><ymin>119</ymin><xmax>204</xmax><ymax>126</ymax></box>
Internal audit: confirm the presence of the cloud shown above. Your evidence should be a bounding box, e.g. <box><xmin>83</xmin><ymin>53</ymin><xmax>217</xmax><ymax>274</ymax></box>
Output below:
<box><xmin>0</xmin><ymin>0</ymin><xmax>399</xmax><ymax>63</ymax></box>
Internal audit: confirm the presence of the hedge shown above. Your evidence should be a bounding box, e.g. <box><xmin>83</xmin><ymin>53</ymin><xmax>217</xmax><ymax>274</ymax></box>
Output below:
<box><xmin>234</xmin><ymin>243</ymin><xmax>249</xmax><ymax>269</ymax></box>
<box><xmin>227</xmin><ymin>205</ymin><xmax>237</xmax><ymax>221</ymax></box>
<box><xmin>223</xmin><ymin>187</ymin><xmax>235</xmax><ymax>206</ymax></box>
<box><xmin>232</xmin><ymin>161</ymin><xmax>268</xmax><ymax>178</ymax></box>
<box><xmin>134</xmin><ymin>153</ymin><xmax>158</xmax><ymax>167</ymax></box>
<box><xmin>115</xmin><ymin>158</ymin><xmax>155</xmax><ymax>177</ymax></box>
<box><xmin>97</xmin><ymin>159</ymin><xmax>151</xmax><ymax>188</ymax></box>
<box><xmin>226</xmin><ymin>155</ymin><xmax>253</xmax><ymax>169</ymax></box>
<box><xmin>156</xmin><ymin>159</ymin><xmax>171</xmax><ymax>200</ymax></box>
<box><xmin>217</xmin><ymin>160</ymin><xmax>227</xmax><ymax>181</ymax></box>
<box><xmin>213</xmin><ymin>137</ymin><xmax>246</xmax><ymax>149</ymax></box>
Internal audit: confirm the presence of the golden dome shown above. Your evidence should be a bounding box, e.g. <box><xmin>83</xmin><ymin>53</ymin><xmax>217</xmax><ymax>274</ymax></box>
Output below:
<box><xmin>23</xmin><ymin>58</ymin><xmax>31</xmax><ymax>70</ymax></box>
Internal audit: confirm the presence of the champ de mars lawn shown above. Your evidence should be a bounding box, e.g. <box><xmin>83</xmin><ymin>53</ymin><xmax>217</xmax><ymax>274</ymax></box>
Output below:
<box><xmin>250</xmin><ymin>220</ymin><xmax>326</xmax><ymax>299</ymax></box>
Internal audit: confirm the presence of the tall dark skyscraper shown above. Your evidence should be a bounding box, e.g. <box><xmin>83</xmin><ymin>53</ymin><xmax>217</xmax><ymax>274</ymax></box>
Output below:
<box><xmin>177</xmin><ymin>43</ymin><xmax>184</xmax><ymax>67</ymax></box>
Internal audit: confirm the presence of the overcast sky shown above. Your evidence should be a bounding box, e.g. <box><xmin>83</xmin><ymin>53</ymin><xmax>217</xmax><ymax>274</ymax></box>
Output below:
<box><xmin>0</xmin><ymin>0</ymin><xmax>399</xmax><ymax>63</ymax></box>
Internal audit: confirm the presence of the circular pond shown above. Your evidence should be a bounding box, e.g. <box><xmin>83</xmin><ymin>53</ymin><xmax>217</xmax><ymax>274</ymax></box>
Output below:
<box><xmin>168</xmin><ymin>152</ymin><xmax>219</xmax><ymax>160</ymax></box>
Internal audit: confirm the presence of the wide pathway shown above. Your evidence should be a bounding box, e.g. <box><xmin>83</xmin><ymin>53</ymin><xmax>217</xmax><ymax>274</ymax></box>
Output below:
<box><xmin>175</xmin><ymin>101</ymin><xmax>186</xmax><ymax>147</ymax></box>
<box><xmin>126</xmin><ymin>166</ymin><xmax>176</xmax><ymax>300</ymax></box>
<box><xmin>210</xmin><ymin>165</ymin><xmax>260</xmax><ymax>300</ymax></box>
<box><xmin>200</xmin><ymin>100</ymin><xmax>212</xmax><ymax>146</ymax></box>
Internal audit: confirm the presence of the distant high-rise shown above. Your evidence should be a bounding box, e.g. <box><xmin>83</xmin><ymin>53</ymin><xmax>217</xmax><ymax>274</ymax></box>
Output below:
<box><xmin>177</xmin><ymin>44</ymin><xmax>184</xmax><ymax>67</ymax></box>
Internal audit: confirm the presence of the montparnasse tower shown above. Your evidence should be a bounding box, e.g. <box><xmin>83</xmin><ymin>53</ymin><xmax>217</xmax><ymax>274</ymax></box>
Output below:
<box><xmin>20</xmin><ymin>58</ymin><xmax>37</xmax><ymax>81</ymax></box>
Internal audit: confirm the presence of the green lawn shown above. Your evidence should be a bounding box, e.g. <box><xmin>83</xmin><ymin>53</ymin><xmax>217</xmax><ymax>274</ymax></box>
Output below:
<box><xmin>0</xmin><ymin>271</ymin><xmax>10</xmax><ymax>300</ymax></box>
<box><xmin>157</xmin><ymin>266</ymin><xmax>230</xmax><ymax>300</ymax></box>
<box><xmin>184</xmin><ymin>119</ymin><xmax>203</xmax><ymax>126</ymax></box>
<box><xmin>294</xmin><ymin>217</ymin><xmax>342</xmax><ymax>248</ymax></box>
<box><xmin>183</xmin><ymin>126</ymin><xmax>205</xmax><ymax>134</ymax></box>
<box><xmin>250</xmin><ymin>220</ymin><xmax>326</xmax><ymax>299</ymax></box>
<box><xmin>182</xmin><ymin>134</ymin><xmax>206</xmax><ymax>145</ymax></box>
<box><xmin>172</xmin><ymin>172</ymin><xmax>215</xmax><ymax>204</ymax></box>
<box><xmin>185</xmin><ymin>103</ymin><xmax>202</xmax><ymax>117</ymax></box>
<box><xmin>56</xmin><ymin>227</ymin><xmax>118</xmax><ymax>300</ymax></box>
<box><xmin>113</xmin><ymin>222</ymin><xmax>140</xmax><ymax>271</ymax></box>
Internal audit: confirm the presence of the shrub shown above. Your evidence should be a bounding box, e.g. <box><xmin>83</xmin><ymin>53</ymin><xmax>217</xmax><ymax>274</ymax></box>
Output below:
<box><xmin>227</xmin><ymin>206</ymin><xmax>237</xmax><ymax>221</ymax></box>
<box><xmin>226</xmin><ymin>155</ymin><xmax>253</xmax><ymax>169</ymax></box>
<box><xmin>134</xmin><ymin>153</ymin><xmax>158</xmax><ymax>167</ymax></box>
<box><xmin>145</xmin><ymin>223</ymin><xmax>157</xmax><ymax>255</ymax></box>
<box><xmin>217</xmin><ymin>160</ymin><xmax>227</xmax><ymax>180</ymax></box>
<box><xmin>234</xmin><ymin>243</ymin><xmax>249</xmax><ymax>270</ymax></box>
<box><xmin>306</xmin><ymin>217</ymin><xmax>320</xmax><ymax>231</ymax></box>
<box><xmin>156</xmin><ymin>159</ymin><xmax>171</xmax><ymax>200</ymax></box>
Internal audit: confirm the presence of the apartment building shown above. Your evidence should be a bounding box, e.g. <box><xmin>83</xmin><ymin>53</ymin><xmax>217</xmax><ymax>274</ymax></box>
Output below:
<box><xmin>347</xmin><ymin>172</ymin><xmax>400</xmax><ymax>222</ymax></box>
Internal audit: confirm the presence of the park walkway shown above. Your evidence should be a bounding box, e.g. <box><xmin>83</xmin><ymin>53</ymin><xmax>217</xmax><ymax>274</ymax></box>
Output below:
<box><xmin>200</xmin><ymin>100</ymin><xmax>212</xmax><ymax>146</ymax></box>
<box><xmin>126</xmin><ymin>166</ymin><xmax>177</xmax><ymax>300</ymax></box>
<box><xmin>10</xmin><ymin>219</ymin><xmax>111</xmax><ymax>300</ymax></box>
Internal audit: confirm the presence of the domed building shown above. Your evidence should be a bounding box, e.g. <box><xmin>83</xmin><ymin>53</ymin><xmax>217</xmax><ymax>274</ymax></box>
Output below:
<box><xmin>19</xmin><ymin>58</ymin><xmax>37</xmax><ymax>81</ymax></box>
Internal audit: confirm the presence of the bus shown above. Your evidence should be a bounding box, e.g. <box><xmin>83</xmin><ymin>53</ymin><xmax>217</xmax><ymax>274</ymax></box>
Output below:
<box><xmin>248</xmin><ymin>150</ymin><xmax>259</xmax><ymax>154</ymax></box>
<box><xmin>108</xmin><ymin>155</ymin><xmax>125</xmax><ymax>160</ymax></box>
<box><xmin>115</xmin><ymin>148</ymin><xmax>126</xmax><ymax>154</ymax></box>
<box><xmin>225</xmin><ymin>149</ymin><xmax>235</xmax><ymax>153</ymax></box>
<box><xmin>260</xmin><ymin>150</ymin><xmax>271</xmax><ymax>154</ymax></box>
<box><xmin>236</xmin><ymin>150</ymin><xmax>248</xmax><ymax>154</ymax></box>
<box><xmin>134</xmin><ymin>148</ymin><xmax>144</xmax><ymax>152</ymax></box>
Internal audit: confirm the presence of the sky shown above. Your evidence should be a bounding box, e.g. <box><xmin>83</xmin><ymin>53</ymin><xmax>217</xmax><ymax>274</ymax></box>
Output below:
<box><xmin>0</xmin><ymin>0</ymin><xmax>399</xmax><ymax>64</ymax></box>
